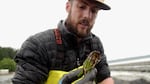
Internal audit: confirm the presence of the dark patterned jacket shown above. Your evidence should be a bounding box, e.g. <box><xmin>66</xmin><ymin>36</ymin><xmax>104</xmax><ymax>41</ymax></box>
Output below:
<box><xmin>12</xmin><ymin>20</ymin><xmax>110</xmax><ymax>84</ymax></box>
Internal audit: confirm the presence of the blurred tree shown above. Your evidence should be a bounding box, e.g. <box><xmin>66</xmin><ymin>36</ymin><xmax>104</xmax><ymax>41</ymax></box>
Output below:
<box><xmin>0</xmin><ymin>58</ymin><xmax>16</xmax><ymax>72</ymax></box>
<box><xmin>0</xmin><ymin>46</ymin><xmax>18</xmax><ymax>60</ymax></box>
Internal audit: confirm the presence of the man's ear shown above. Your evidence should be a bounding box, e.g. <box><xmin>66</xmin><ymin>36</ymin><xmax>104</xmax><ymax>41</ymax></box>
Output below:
<box><xmin>66</xmin><ymin>1</ymin><xmax>71</xmax><ymax>13</ymax></box>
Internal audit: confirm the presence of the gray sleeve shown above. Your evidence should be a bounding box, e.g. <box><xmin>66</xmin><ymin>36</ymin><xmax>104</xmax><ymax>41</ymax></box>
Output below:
<box><xmin>12</xmin><ymin>36</ymin><xmax>49</xmax><ymax>84</ymax></box>
<box><xmin>94</xmin><ymin>37</ymin><xmax>111</xmax><ymax>83</ymax></box>
<box><xmin>95</xmin><ymin>54</ymin><xmax>111</xmax><ymax>83</ymax></box>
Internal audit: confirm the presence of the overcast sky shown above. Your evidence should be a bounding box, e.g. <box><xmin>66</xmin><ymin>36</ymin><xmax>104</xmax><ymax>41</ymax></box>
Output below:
<box><xmin>0</xmin><ymin>0</ymin><xmax>150</xmax><ymax>61</ymax></box>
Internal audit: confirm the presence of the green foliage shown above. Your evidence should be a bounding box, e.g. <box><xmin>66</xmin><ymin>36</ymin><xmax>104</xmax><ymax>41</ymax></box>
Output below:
<box><xmin>0</xmin><ymin>46</ymin><xmax>18</xmax><ymax>60</ymax></box>
<box><xmin>0</xmin><ymin>58</ymin><xmax>16</xmax><ymax>72</ymax></box>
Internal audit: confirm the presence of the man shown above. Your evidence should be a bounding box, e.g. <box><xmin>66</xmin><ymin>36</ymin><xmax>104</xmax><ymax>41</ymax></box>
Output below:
<box><xmin>12</xmin><ymin>0</ymin><xmax>114</xmax><ymax>84</ymax></box>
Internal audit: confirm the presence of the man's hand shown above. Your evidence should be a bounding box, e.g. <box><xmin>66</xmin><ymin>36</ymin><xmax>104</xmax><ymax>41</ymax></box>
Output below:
<box><xmin>59</xmin><ymin>68</ymin><xmax>97</xmax><ymax>84</ymax></box>
<box><xmin>59</xmin><ymin>50</ymin><xmax>101</xmax><ymax>84</ymax></box>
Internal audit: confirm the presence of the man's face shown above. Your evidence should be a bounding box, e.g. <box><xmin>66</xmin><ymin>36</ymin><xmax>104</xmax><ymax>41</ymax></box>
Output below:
<box><xmin>65</xmin><ymin>0</ymin><xmax>99</xmax><ymax>38</ymax></box>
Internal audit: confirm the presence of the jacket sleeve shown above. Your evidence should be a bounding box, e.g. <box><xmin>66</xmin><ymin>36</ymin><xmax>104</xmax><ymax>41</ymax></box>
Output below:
<box><xmin>96</xmin><ymin>54</ymin><xmax>111</xmax><ymax>83</ymax></box>
<box><xmin>12</xmin><ymin>36</ymin><xmax>49</xmax><ymax>84</ymax></box>
<box><xmin>94</xmin><ymin>37</ymin><xmax>111</xmax><ymax>83</ymax></box>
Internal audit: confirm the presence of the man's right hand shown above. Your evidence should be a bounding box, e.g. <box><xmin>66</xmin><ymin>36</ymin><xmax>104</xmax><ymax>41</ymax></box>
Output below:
<box><xmin>59</xmin><ymin>68</ymin><xmax>97</xmax><ymax>84</ymax></box>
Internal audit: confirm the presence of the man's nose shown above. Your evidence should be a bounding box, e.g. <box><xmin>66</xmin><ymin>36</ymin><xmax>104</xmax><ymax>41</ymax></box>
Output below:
<box><xmin>83</xmin><ymin>9</ymin><xmax>91</xmax><ymax>19</ymax></box>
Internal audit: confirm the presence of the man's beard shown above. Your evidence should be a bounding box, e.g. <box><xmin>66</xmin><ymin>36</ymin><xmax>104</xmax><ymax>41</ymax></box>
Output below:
<box><xmin>65</xmin><ymin>16</ymin><xmax>92</xmax><ymax>38</ymax></box>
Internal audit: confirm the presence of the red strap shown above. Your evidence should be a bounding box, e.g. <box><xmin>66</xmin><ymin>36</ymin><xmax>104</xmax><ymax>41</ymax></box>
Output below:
<box><xmin>54</xmin><ymin>29</ymin><xmax>62</xmax><ymax>45</ymax></box>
